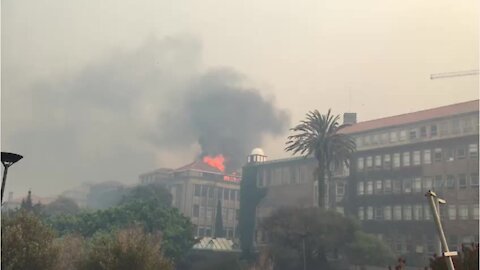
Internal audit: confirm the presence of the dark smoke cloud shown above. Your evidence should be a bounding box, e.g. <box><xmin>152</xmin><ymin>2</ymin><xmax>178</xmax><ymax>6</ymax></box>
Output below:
<box><xmin>3</xmin><ymin>36</ymin><xmax>289</xmax><ymax>195</ymax></box>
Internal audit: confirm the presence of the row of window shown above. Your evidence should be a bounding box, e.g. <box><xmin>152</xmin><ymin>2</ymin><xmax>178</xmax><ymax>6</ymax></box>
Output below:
<box><xmin>357</xmin><ymin>144</ymin><xmax>478</xmax><ymax>170</ymax></box>
<box><xmin>256</xmin><ymin>164</ymin><xmax>315</xmax><ymax>187</ymax></box>
<box><xmin>192</xmin><ymin>205</ymin><xmax>239</xmax><ymax>222</ymax></box>
<box><xmin>193</xmin><ymin>184</ymin><xmax>240</xmax><ymax>201</ymax></box>
<box><xmin>382</xmin><ymin>234</ymin><xmax>478</xmax><ymax>254</ymax></box>
<box><xmin>357</xmin><ymin>174</ymin><xmax>479</xmax><ymax>195</ymax></box>
<box><xmin>196</xmin><ymin>226</ymin><xmax>237</xmax><ymax>238</ymax></box>
<box><xmin>355</xmin><ymin>116</ymin><xmax>478</xmax><ymax>148</ymax></box>
<box><xmin>358</xmin><ymin>204</ymin><xmax>479</xmax><ymax>221</ymax></box>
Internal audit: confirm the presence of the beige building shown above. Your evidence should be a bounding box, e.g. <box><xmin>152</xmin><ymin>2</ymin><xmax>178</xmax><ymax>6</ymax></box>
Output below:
<box><xmin>140</xmin><ymin>160</ymin><xmax>241</xmax><ymax>239</ymax></box>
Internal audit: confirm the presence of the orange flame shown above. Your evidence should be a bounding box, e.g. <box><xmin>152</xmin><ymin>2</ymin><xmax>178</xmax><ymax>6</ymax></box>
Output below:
<box><xmin>203</xmin><ymin>155</ymin><xmax>225</xmax><ymax>172</ymax></box>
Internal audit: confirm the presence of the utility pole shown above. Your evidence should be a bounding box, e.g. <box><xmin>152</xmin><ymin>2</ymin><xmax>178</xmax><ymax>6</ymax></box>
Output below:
<box><xmin>425</xmin><ymin>190</ymin><xmax>457</xmax><ymax>270</ymax></box>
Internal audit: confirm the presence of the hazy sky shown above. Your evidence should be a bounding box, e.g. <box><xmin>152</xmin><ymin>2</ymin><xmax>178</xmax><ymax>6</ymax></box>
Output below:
<box><xmin>2</xmin><ymin>0</ymin><xmax>478</xmax><ymax>197</ymax></box>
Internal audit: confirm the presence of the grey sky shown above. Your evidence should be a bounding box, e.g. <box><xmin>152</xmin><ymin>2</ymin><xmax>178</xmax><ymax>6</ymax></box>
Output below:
<box><xmin>2</xmin><ymin>0</ymin><xmax>478</xmax><ymax>197</ymax></box>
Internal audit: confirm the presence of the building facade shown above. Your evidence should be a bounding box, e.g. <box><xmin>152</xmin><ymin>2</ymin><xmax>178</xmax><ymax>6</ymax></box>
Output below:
<box><xmin>140</xmin><ymin>161</ymin><xmax>241</xmax><ymax>239</ymax></box>
<box><xmin>243</xmin><ymin>100</ymin><xmax>479</xmax><ymax>263</ymax></box>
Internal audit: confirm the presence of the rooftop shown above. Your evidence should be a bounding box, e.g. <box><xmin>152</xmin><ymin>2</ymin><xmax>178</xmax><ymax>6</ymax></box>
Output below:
<box><xmin>175</xmin><ymin>160</ymin><xmax>223</xmax><ymax>174</ymax></box>
<box><xmin>341</xmin><ymin>99</ymin><xmax>479</xmax><ymax>134</ymax></box>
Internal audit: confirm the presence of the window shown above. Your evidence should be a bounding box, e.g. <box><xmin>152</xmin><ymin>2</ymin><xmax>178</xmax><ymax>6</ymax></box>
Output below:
<box><xmin>193</xmin><ymin>205</ymin><xmax>200</xmax><ymax>217</ymax></box>
<box><xmin>194</xmin><ymin>184</ymin><xmax>201</xmax><ymax>196</ymax></box>
<box><xmin>383</xmin><ymin>154</ymin><xmax>391</xmax><ymax>169</ymax></box>
<box><xmin>448</xmin><ymin>205</ymin><xmax>457</xmax><ymax>220</ymax></box>
<box><xmin>434</xmin><ymin>148</ymin><xmax>442</xmax><ymax>162</ymax></box>
<box><xmin>217</xmin><ymin>187</ymin><xmax>224</xmax><ymax>198</ymax></box>
<box><xmin>409</xmin><ymin>129</ymin><xmax>417</xmax><ymax>140</ymax></box>
<box><xmin>456</xmin><ymin>147</ymin><xmax>466</xmax><ymax>159</ymax></box>
<box><xmin>367</xmin><ymin>206</ymin><xmax>373</xmax><ymax>220</ymax></box>
<box><xmin>228</xmin><ymin>209</ymin><xmax>234</xmax><ymax>222</ymax></box>
<box><xmin>420</xmin><ymin>126</ymin><xmax>427</xmax><ymax>138</ymax></box>
<box><xmin>423</xmin><ymin>150</ymin><xmax>431</xmax><ymax>164</ymax></box>
<box><xmin>357</xmin><ymin>182</ymin><xmax>364</xmax><ymax>195</ymax></box>
<box><xmin>230</xmin><ymin>190</ymin><xmax>236</xmax><ymax>200</ymax></box>
<box><xmin>434</xmin><ymin>175</ymin><xmax>444</xmax><ymax>189</ymax></box>
<box><xmin>413</xmin><ymin>151</ymin><xmax>421</xmax><ymax>165</ymax></box>
<box><xmin>206</xmin><ymin>207</ymin><xmax>213</xmax><ymax>220</ymax></box>
<box><xmin>403</xmin><ymin>152</ymin><xmax>410</xmax><ymax>166</ymax></box>
<box><xmin>373</xmin><ymin>134</ymin><xmax>380</xmax><ymax>145</ymax></box>
<box><xmin>366</xmin><ymin>181</ymin><xmax>373</xmax><ymax>195</ymax></box>
<box><xmin>462</xmin><ymin>118</ymin><xmax>474</xmax><ymax>133</ymax></box>
<box><xmin>413</xmin><ymin>205</ymin><xmax>423</xmax><ymax>220</ymax></box>
<box><xmin>375</xmin><ymin>207</ymin><xmax>383</xmax><ymax>220</ymax></box>
<box><xmin>393</xmin><ymin>205</ymin><xmax>402</xmax><ymax>220</ymax></box>
<box><xmin>430</xmin><ymin>125</ymin><xmax>438</xmax><ymax>137</ymax></box>
<box><xmin>384</xmin><ymin>206</ymin><xmax>392</xmax><ymax>220</ymax></box>
<box><xmin>472</xmin><ymin>205</ymin><xmax>479</xmax><ymax>220</ymax></box>
<box><xmin>237</xmin><ymin>190</ymin><xmax>240</xmax><ymax>201</ymax></box>
<box><xmin>384</xmin><ymin>179</ymin><xmax>392</xmax><ymax>193</ymax></box>
<box><xmin>413</xmin><ymin>177</ymin><xmax>422</xmax><ymax>192</ymax></box>
<box><xmin>374</xmin><ymin>155</ymin><xmax>382</xmax><ymax>168</ymax></box>
<box><xmin>364</xmin><ymin>136</ymin><xmax>371</xmax><ymax>145</ymax></box>
<box><xmin>403</xmin><ymin>178</ymin><xmax>412</xmax><ymax>193</ymax></box>
<box><xmin>452</xmin><ymin>119</ymin><xmax>460</xmax><ymax>134</ymax></box>
<box><xmin>424</xmin><ymin>204</ymin><xmax>432</xmax><ymax>220</ymax></box>
<box><xmin>446</xmin><ymin>175</ymin><xmax>456</xmax><ymax>189</ymax></box>
<box><xmin>393</xmin><ymin>153</ymin><xmax>401</xmax><ymax>168</ymax></box>
<box><xmin>445</xmin><ymin>148</ymin><xmax>454</xmax><ymax>162</ymax></box>
<box><xmin>469</xmin><ymin>144</ymin><xmax>478</xmax><ymax>158</ymax></box>
<box><xmin>336</xmin><ymin>183</ymin><xmax>345</xmax><ymax>196</ymax></box>
<box><xmin>366</xmin><ymin>156</ymin><xmax>373</xmax><ymax>168</ymax></box>
<box><xmin>381</xmin><ymin>133</ymin><xmax>388</xmax><ymax>144</ymax></box>
<box><xmin>224</xmin><ymin>189</ymin><xmax>229</xmax><ymax>200</ymax></box>
<box><xmin>390</xmin><ymin>131</ymin><xmax>398</xmax><ymax>142</ymax></box>
<box><xmin>198</xmin><ymin>227</ymin><xmax>205</xmax><ymax>237</ymax></box>
<box><xmin>423</xmin><ymin>177</ymin><xmax>433</xmax><ymax>191</ymax></box>
<box><xmin>398</xmin><ymin>130</ymin><xmax>406</xmax><ymax>141</ymax></box>
<box><xmin>471</xmin><ymin>173</ymin><xmax>479</xmax><ymax>187</ymax></box>
<box><xmin>356</xmin><ymin>137</ymin><xmax>363</xmax><ymax>147</ymax></box>
<box><xmin>208</xmin><ymin>187</ymin><xmax>214</xmax><ymax>198</ymax></box>
<box><xmin>458</xmin><ymin>174</ymin><xmax>467</xmax><ymax>189</ymax></box>
<box><xmin>358</xmin><ymin>207</ymin><xmax>364</xmax><ymax>220</ymax></box>
<box><xmin>458</xmin><ymin>205</ymin><xmax>468</xmax><ymax>220</ymax></box>
<box><xmin>202</xmin><ymin>185</ymin><xmax>208</xmax><ymax>197</ymax></box>
<box><xmin>357</xmin><ymin>157</ymin><xmax>364</xmax><ymax>170</ymax></box>
<box><xmin>403</xmin><ymin>205</ymin><xmax>412</xmax><ymax>220</ymax></box>
<box><xmin>200</xmin><ymin>206</ymin><xmax>205</xmax><ymax>218</ymax></box>
<box><xmin>375</xmin><ymin>180</ymin><xmax>382</xmax><ymax>194</ymax></box>
<box><xmin>205</xmin><ymin>227</ymin><xmax>211</xmax><ymax>237</ymax></box>
<box><xmin>393</xmin><ymin>179</ymin><xmax>402</xmax><ymax>194</ymax></box>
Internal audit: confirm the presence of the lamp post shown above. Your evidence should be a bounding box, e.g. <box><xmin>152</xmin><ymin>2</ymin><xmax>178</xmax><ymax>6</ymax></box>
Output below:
<box><xmin>1</xmin><ymin>152</ymin><xmax>23</xmax><ymax>203</ymax></box>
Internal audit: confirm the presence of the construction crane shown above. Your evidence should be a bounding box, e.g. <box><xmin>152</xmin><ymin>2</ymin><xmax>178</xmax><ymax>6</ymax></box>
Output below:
<box><xmin>430</xmin><ymin>70</ymin><xmax>479</xmax><ymax>80</ymax></box>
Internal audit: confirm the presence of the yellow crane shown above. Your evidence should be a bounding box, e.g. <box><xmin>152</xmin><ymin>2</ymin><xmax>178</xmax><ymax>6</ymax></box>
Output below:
<box><xmin>430</xmin><ymin>70</ymin><xmax>479</xmax><ymax>80</ymax></box>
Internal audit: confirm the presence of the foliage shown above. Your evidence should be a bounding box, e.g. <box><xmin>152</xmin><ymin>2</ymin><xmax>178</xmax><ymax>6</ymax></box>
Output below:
<box><xmin>119</xmin><ymin>182</ymin><xmax>172</xmax><ymax>207</ymax></box>
<box><xmin>86</xmin><ymin>181</ymin><xmax>127</xmax><ymax>209</ymax></box>
<box><xmin>214</xmin><ymin>199</ymin><xmax>224</xmax><ymax>238</ymax></box>
<box><xmin>53</xmin><ymin>234</ymin><xmax>86</xmax><ymax>270</ymax></box>
<box><xmin>79</xmin><ymin>227</ymin><xmax>173</xmax><ymax>270</ymax></box>
<box><xmin>46</xmin><ymin>198</ymin><xmax>195</xmax><ymax>262</ymax></box>
<box><xmin>429</xmin><ymin>243</ymin><xmax>479</xmax><ymax>270</ymax></box>
<box><xmin>285</xmin><ymin>109</ymin><xmax>355</xmax><ymax>208</ymax></box>
<box><xmin>345</xmin><ymin>231</ymin><xmax>395</xmax><ymax>267</ymax></box>
<box><xmin>1</xmin><ymin>210</ymin><xmax>59</xmax><ymax>270</ymax></box>
<box><xmin>261</xmin><ymin>207</ymin><xmax>357</xmax><ymax>270</ymax></box>
<box><xmin>44</xmin><ymin>196</ymin><xmax>80</xmax><ymax>217</ymax></box>
<box><xmin>239</xmin><ymin>164</ymin><xmax>267</xmax><ymax>259</ymax></box>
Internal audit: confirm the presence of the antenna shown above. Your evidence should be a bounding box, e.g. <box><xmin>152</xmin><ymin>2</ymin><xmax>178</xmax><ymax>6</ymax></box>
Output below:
<box><xmin>430</xmin><ymin>70</ymin><xmax>478</xmax><ymax>80</ymax></box>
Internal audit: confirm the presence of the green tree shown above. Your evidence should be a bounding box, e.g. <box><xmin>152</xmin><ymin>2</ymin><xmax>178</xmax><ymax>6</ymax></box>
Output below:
<box><xmin>44</xmin><ymin>196</ymin><xmax>80</xmax><ymax>217</ymax></box>
<box><xmin>261</xmin><ymin>207</ymin><xmax>357</xmax><ymax>270</ymax></box>
<box><xmin>345</xmin><ymin>231</ymin><xmax>395</xmax><ymax>267</ymax></box>
<box><xmin>285</xmin><ymin>109</ymin><xmax>355</xmax><ymax>208</ymax></box>
<box><xmin>20</xmin><ymin>190</ymin><xmax>33</xmax><ymax>211</ymax></box>
<box><xmin>214</xmin><ymin>200</ymin><xmax>224</xmax><ymax>238</ymax></box>
<box><xmin>79</xmin><ymin>227</ymin><xmax>173</xmax><ymax>270</ymax></box>
<box><xmin>1</xmin><ymin>210</ymin><xmax>59</xmax><ymax>270</ymax></box>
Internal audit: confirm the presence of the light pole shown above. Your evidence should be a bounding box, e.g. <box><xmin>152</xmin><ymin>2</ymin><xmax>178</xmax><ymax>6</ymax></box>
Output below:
<box><xmin>425</xmin><ymin>190</ymin><xmax>457</xmax><ymax>270</ymax></box>
<box><xmin>1</xmin><ymin>152</ymin><xmax>23</xmax><ymax>203</ymax></box>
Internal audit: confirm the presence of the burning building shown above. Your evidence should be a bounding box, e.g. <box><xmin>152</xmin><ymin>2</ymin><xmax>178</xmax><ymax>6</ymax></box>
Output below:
<box><xmin>139</xmin><ymin>155</ymin><xmax>241</xmax><ymax>239</ymax></box>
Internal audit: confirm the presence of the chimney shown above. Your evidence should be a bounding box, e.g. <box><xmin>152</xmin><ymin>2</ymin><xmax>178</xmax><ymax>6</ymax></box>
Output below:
<box><xmin>343</xmin><ymin>113</ymin><xmax>357</xmax><ymax>125</ymax></box>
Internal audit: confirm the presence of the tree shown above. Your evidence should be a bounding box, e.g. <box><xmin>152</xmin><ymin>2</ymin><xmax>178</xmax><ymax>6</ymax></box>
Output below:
<box><xmin>429</xmin><ymin>243</ymin><xmax>479</xmax><ymax>270</ymax></box>
<box><xmin>20</xmin><ymin>190</ymin><xmax>33</xmax><ymax>211</ymax></box>
<box><xmin>214</xmin><ymin>200</ymin><xmax>225</xmax><ymax>238</ymax></box>
<box><xmin>2</xmin><ymin>210</ymin><xmax>59</xmax><ymax>270</ymax></box>
<box><xmin>79</xmin><ymin>227</ymin><xmax>173</xmax><ymax>270</ymax></box>
<box><xmin>119</xmin><ymin>183</ymin><xmax>172</xmax><ymax>207</ymax></box>
<box><xmin>261</xmin><ymin>207</ymin><xmax>357</xmax><ymax>270</ymax></box>
<box><xmin>285</xmin><ymin>109</ymin><xmax>355</xmax><ymax>208</ymax></box>
<box><xmin>44</xmin><ymin>196</ymin><xmax>80</xmax><ymax>217</ymax></box>
<box><xmin>345</xmin><ymin>231</ymin><xmax>395</xmax><ymax>267</ymax></box>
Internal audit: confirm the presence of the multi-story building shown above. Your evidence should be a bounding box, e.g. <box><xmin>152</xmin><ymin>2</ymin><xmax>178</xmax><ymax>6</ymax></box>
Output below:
<box><xmin>243</xmin><ymin>100</ymin><xmax>479</xmax><ymax>263</ymax></box>
<box><xmin>140</xmin><ymin>160</ymin><xmax>241</xmax><ymax>239</ymax></box>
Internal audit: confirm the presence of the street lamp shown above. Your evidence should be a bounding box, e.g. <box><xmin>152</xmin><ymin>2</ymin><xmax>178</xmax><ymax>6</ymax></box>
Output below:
<box><xmin>1</xmin><ymin>152</ymin><xmax>23</xmax><ymax>203</ymax></box>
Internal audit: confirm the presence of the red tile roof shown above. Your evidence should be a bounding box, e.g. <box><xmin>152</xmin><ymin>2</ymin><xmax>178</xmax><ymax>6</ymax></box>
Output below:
<box><xmin>342</xmin><ymin>100</ymin><xmax>479</xmax><ymax>134</ymax></box>
<box><xmin>175</xmin><ymin>160</ymin><xmax>223</xmax><ymax>174</ymax></box>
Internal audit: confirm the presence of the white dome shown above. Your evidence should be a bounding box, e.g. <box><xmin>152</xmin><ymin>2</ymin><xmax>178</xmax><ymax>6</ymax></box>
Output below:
<box><xmin>251</xmin><ymin>148</ymin><xmax>265</xmax><ymax>156</ymax></box>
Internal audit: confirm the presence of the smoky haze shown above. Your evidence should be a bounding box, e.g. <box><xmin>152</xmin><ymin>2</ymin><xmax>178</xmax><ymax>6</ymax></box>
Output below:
<box><xmin>2</xmin><ymin>36</ymin><xmax>289</xmax><ymax>195</ymax></box>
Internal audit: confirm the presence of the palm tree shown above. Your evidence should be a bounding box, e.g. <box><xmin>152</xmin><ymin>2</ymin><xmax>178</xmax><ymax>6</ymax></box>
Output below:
<box><xmin>285</xmin><ymin>109</ymin><xmax>355</xmax><ymax>208</ymax></box>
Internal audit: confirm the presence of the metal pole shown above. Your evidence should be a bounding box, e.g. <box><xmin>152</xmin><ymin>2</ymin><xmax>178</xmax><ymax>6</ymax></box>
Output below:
<box><xmin>1</xmin><ymin>165</ymin><xmax>9</xmax><ymax>203</ymax></box>
<box><xmin>303</xmin><ymin>237</ymin><xmax>306</xmax><ymax>270</ymax></box>
<box><xmin>427</xmin><ymin>194</ymin><xmax>455</xmax><ymax>270</ymax></box>
<box><xmin>434</xmin><ymin>199</ymin><xmax>442</xmax><ymax>255</ymax></box>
